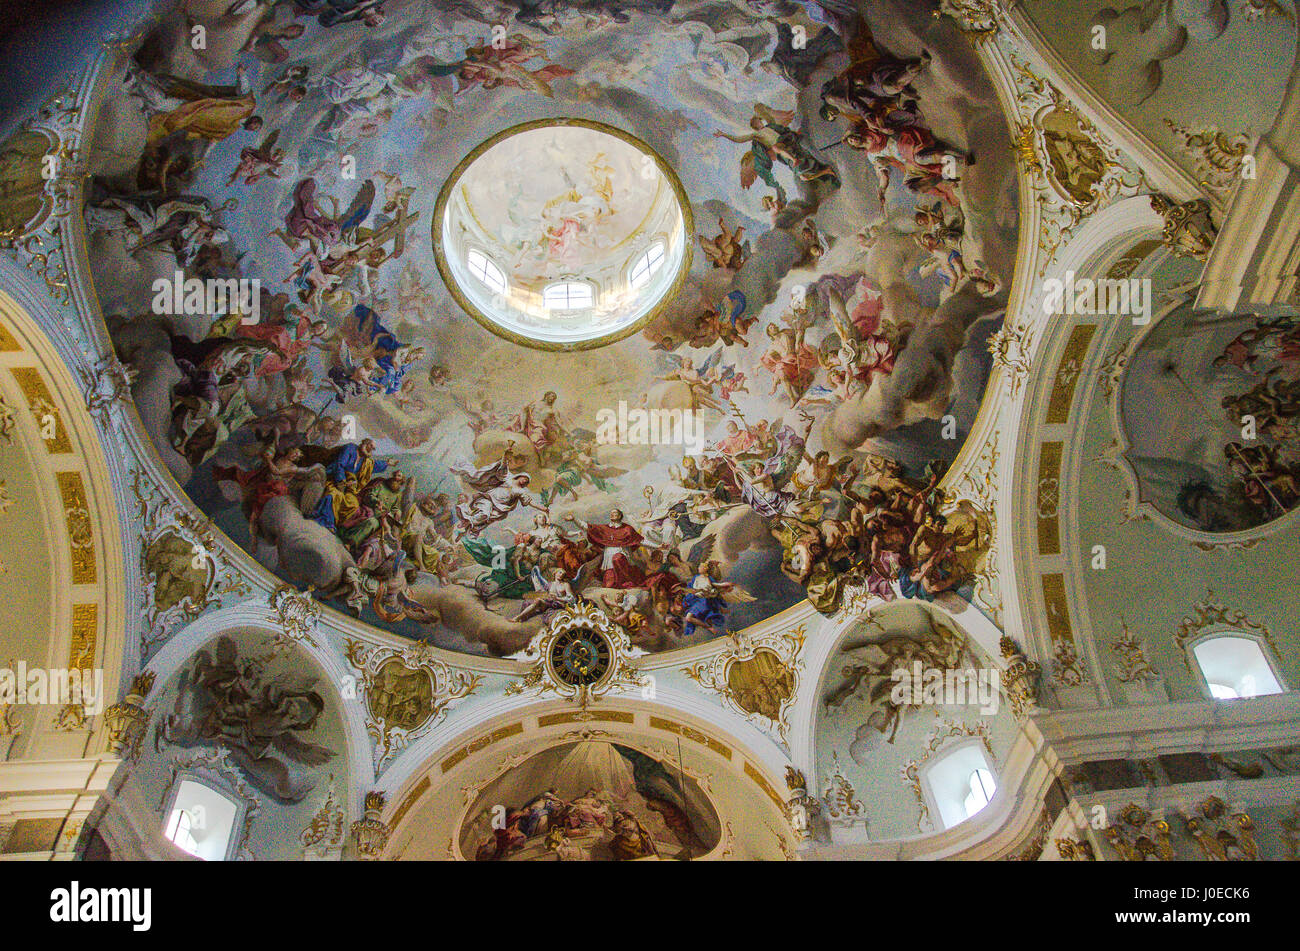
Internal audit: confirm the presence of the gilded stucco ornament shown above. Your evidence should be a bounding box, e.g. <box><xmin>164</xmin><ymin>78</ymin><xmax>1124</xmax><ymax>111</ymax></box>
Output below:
<box><xmin>999</xmin><ymin>635</ymin><xmax>1041</xmax><ymax>720</ymax></box>
<box><xmin>0</xmin><ymin>476</ymin><xmax>11</xmax><ymax>577</ymax></box>
<box><xmin>0</xmin><ymin>657</ymin><xmax>20</xmax><ymax>740</ymax></box>
<box><xmin>1096</xmin><ymin>340</ymin><xmax>1131</xmax><ymax>406</ymax></box>
<box><xmin>1281</xmin><ymin>801</ymin><xmax>1300</xmax><ymax>861</ymax></box>
<box><xmin>1179</xmin><ymin>796</ymin><xmax>1257</xmax><ymax>861</ymax></box>
<box><xmin>1004</xmin><ymin>809</ymin><xmax>1049</xmax><ymax>861</ymax></box>
<box><xmin>344</xmin><ymin>637</ymin><xmax>481</xmax><ymax>772</ymax></box>
<box><xmin>822</xmin><ymin>751</ymin><xmax>867</xmax><ymax>825</ymax></box>
<box><xmin>947</xmin><ymin>430</ymin><xmax>1003</xmax><ymax>620</ymax></box>
<box><xmin>1036</xmin><ymin>475</ymin><xmax>1060</xmax><ymax>519</ymax></box>
<box><xmin>1007</xmin><ymin>55</ymin><xmax>1144</xmax><ymax>271</ymax></box>
<box><xmin>988</xmin><ymin>322</ymin><xmax>1034</xmax><ymax>401</ymax></box>
<box><xmin>59</xmin><ymin>472</ymin><xmax>96</xmax><ymax>584</ymax></box>
<box><xmin>269</xmin><ymin>583</ymin><xmax>321</xmax><ymax>650</ymax></box>
<box><xmin>131</xmin><ymin>467</ymin><xmax>251</xmax><ymax>657</ymax></box>
<box><xmin>784</xmin><ymin>766</ymin><xmax>821</xmax><ymax>842</ymax></box>
<box><xmin>0</xmin><ymin>84</ymin><xmax>90</xmax><ymax>306</ymax></box>
<box><xmin>1242</xmin><ymin>0</ymin><xmax>1294</xmax><ymax>23</ymax></box>
<box><xmin>300</xmin><ymin>774</ymin><xmax>347</xmax><ymax>859</ymax></box>
<box><xmin>683</xmin><ymin>623</ymin><xmax>805</xmax><ymax>743</ymax></box>
<box><xmin>0</xmin><ymin>394</ymin><xmax>14</xmax><ymax>445</ymax></box>
<box><xmin>1163</xmin><ymin>120</ymin><xmax>1251</xmax><ymax>203</ymax></box>
<box><xmin>937</xmin><ymin>0</ymin><xmax>1005</xmax><ymax>42</ymax></box>
<box><xmin>1049</xmin><ymin>640</ymin><xmax>1090</xmax><ymax>688</ymax></box>
<box><xmin>1020</xmin><ymin>103</ymin><xmax>1125</xmax><ymax>213</ymax></box>
<box><xmin>77</xmin><ymin>353</ymin><xmax>137</xmax><ymax>429</ymax></box>
<box><xmin>1055</xmin><ymin>836</ymin><xmax>1096</xmax><ymax>860</ymax></box>
<box><xmin>103</xmin><ymin>671</ymin><xmax>156</xmax><ymax>761</ymax></box>
<box><xmin>1148</xmin><ymin>194</ymin><xmax>1217</xmax><ymax>259</ymax></box>
<box><xmin>1172</xmin><ymin>592</ymin><xmax>1279</xmax><ymax>674</ymax></box>
<box><xmin>766</xmin><ymin>821</ymin><xmax>798</xmax><ymax>860</ymax></box>
<box><xmin>1104</xmin><ymin>803</ymin><xmax>1175</xmax><ymax>861</ymax></box>
<box><xmin>350</xmin><ymin>790</ymin><xmax>391</xmax><ymax>860</ymax></box>
<box><xmin>831</xmin><ymin>582</ymin><xmax>875</xmax><ymax>622</ymax></box>
<box><xmin>506</xmin><ymin>600</ymin><xmax>645</xmax><ymax>706</ymax></box>
<box><xmin>1110</xmin><ymin>620</ymin><xmax>1160</xmax><ymax>684</ymax></box>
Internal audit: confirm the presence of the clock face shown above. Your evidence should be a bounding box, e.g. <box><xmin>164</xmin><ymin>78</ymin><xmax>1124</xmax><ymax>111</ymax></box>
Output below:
<box><xmin>549</xmin><ymin>628</ymin><xmax>612</xmax><ymax>688</ymax></box>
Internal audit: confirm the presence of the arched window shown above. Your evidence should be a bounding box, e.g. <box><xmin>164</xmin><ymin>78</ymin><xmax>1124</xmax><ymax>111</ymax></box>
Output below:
<box><xmin>1192</xmin><ymin>635</ymin><xmax>1284</xmax><ymax>700</ymax></box>
<box><xmin>163</xmin><ymin>803</ymin><xmax>199</xmax><ymax>856</ymax></box>
<box><xmin>466</xmin><ymin>248</ymin><xmax>506</xmax><ymax>294</ymax></box>
<box><xmin>922</xmin><ymin>741</ymin><xmax>998</xmax><ymax>830</ymax></box>
<box><xmin>163</xmin><ymin>778</ymin><xmax>241</xmax><ymax>861</ymax></box>
<box><xmin>543</xmin><ymin>281</ymin><xmax>594</xmax><ymax>310</ymax></box>
<box><xmin>628</xmin><ymin>241</ymin><xmax>665</xmax><ymax>290</ymax></box>
<box><xmin>963</xmin><ymin>767</ymin><xmax>997</xmax><ymax>819</ymax></box>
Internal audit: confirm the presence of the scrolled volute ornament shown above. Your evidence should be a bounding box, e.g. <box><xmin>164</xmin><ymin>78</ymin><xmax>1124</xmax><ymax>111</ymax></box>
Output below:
<box><xmin>350</xmin><ymin>790</ymin><xmax>391</xmax><ymax>860</ymax></box>
<box><xmin>999</xmin><ymin>635</ymin><xmax>1041</xmax><ymax>720</ymax></box>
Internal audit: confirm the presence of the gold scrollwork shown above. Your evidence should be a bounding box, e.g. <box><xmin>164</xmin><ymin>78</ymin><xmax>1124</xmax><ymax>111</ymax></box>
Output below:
<box><xmin>131</xmin><ymin>467</ymin><xmax>251</xmax><ymax>656</ymax></box>
<box><xmin>55</xmin><ymin>471</ymin><xmax>95</xmax><ymax>584</ymax></box>
<box><xmin>683</xmin><ymin>624</ymin><xmax>805</xmax><ymax>743</ymax></box>
<box><xmin>269</xmin><ymin>583</ymin><xmax>321</xmax><ymax>649</ymax></box>
<box><xmin>1104</xmin><ymin>803</ymin><xmax>1175</xmax><ymax>861</ymax></box>
<box><xmin>1110</xmin><ymin>619</ymin><xmax>1160</xmax><ymax>684</ymax></box>
<box><xmin>506</xmin><ymin>600</ymin><xmax>645</xmax><ymax>706</ymax></box>
<box><xmin>824</xmin><ymin>751</ymin><xmax>867</xmax><ymax>823</ymax></box>
<box><xmin>937</xmin><ymin>0</ymin><xmax>1004</xmax><ymax>42</ymax></box>
<box><xmin>345</xmin><ymin>637</ymin><xmax>481</xmax><ymax>772</ymax></box>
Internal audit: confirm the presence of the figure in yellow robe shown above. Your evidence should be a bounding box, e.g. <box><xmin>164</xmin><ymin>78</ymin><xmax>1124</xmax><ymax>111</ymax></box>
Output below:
<box><xmin>318</xmin><ymin>473</ymin><xmax>362</xmax><ymax>534</ymax></box>
<box><xmin>148</xmin><ymin>96</ymin><xmax>259</xmax><ymax>144</ymax></box>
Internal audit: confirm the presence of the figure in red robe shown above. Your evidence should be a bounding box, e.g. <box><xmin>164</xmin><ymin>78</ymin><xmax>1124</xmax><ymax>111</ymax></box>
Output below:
<box><xmin>563</xmin><ymin>509</ymin><xmax>645</xmax><ymax>589</ymax></box>
<box><xmin>237</xmin><ymin>311</ymin><xmax>327</xmax><ymax>378</ymax></box>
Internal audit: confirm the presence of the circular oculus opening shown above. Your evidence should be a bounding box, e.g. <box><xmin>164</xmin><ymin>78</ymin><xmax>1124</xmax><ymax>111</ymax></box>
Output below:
<box><xmin>433</xmin><ymin>119</ymin><xmax>691</xmax><ymax>351</ymax></box>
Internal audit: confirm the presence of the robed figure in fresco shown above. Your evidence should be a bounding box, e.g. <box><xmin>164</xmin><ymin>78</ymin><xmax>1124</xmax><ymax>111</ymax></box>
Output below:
<box><xmin>564</xmin><ymin>509</ymin><xmax>645</xmax><ymax>589</ymax></box>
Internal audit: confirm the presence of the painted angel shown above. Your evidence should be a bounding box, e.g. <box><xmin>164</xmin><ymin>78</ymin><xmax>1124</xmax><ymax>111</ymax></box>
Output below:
<box><xmin>659</xmin><ymin>349</ymin><xmax>727</xmax><ymax>412</ymax></box>
<box><xmin>698</xmin><ymin>216</ymin><xmax>751</xmax><ymax>270</ymax></box>
<box><xmin>679</xmin><ymin>559</ymin><xmax>754</xmax><ymax>638</ymax></box>
<box><xmin>714</xmin><ymin>104</ymin><xmax>839</xmax><ymax>205</ymax></box>
<box><xmin>319</xmin><ymin>305</ymin><xmax>423</xmax><ymax>402</ymax></box>
<box><xmin>276</xmin><ymin>176</ymin><xmax>375</xmax><ymax>253</ymax></box>
<box><xmin>824</xmin><ymin>286</ymin><xmax>897</xmax><ymax>395</ymax></box>
<box><xmin>227</xmin><ymin>129</ymin><xmax>285</xmax><ymax>186</ymax></box>
<box><xmin>704</xmin><ymin>361</ymin><xmax>748</xmax><ymax>401</ymax></box>
<box><xmin>817</xmin><ymin>23</ymin><xmax>931</xmax><ymax>123</ymax></box>
<box><xmin>760</xmin><ymin>320</ymin><xmax>819</xmax><ymax>403</ymax></box>
<box><xmin>696</xmin><ymin>290</ymin><xmax>755</xmax><ymax>348</ymax></box>
<box><xmin>455</xmin><ymin>36</ymin><xmax>576</xmax><ymax>98</ymax></box>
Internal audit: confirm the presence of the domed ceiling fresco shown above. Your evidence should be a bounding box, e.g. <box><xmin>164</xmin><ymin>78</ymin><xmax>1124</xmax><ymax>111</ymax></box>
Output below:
<box><xmin>1120</xmin><ymin>302</ymin><xmax>1300</xmax><ymax>533</ymax></box>
<box><xmin>84</xmin><ymin>0</ymin><xmax>1018</xmax><ymax>657</ymax></box>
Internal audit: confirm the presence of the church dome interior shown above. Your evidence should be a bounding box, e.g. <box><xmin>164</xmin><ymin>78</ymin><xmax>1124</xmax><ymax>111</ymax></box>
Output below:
<box><xmin>0</xmin><ymin>0</ymin><xmax>1297</xmax><ymax>898</ymax></box>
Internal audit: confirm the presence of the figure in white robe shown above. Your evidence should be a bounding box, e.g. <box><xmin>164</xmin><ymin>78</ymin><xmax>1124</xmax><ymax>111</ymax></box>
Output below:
<box><xmin>450</xmin><ymin>460</ymin><xmax>546</xmax><ymax>540</ymax></box>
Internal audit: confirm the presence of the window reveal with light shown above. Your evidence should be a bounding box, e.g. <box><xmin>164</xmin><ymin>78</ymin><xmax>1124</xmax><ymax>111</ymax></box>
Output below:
<box><xmin>433</xmin><ymin>120</ymin><xmax>691</xmax><ymax>351</ymax></box>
